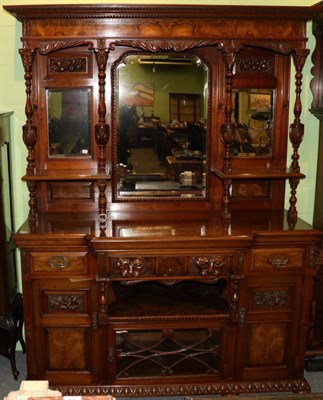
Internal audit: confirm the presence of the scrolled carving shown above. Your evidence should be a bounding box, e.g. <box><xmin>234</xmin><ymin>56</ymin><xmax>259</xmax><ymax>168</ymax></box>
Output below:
<box><xmin>116</xmin><ymin>257</ymin><xmax>145</xmax><ymax>277</ymax></box>
<box><xmin>48</xmin><ymin>294</ymin><xmax>83</xmax><ymax>311</ymax></box>
<box><xmin>49</xmin><ymin>57</ymin><xmax>87</xmax><ymax>73</ymax></box>
<box><xmin>112</xmin><ymin>39</ymin><xmax>222</xmax><ymax>53</ymax></box>
<box><xmin>236</xmin><ymin>57</ymin><xmax>273</xmax><ymax>73</ymax></box>
<box><xmin>38</xmin><ymin>40</ymin><xmax>93</xmax><ymax>54</ymax></box>
<box><xmin>308</xmin><ymin>244</ymin><xmax>321</xmax><ymax>269</ymax></box>
<box><xmin>254</xmin><ymin>290</ymin><xmax>288</xmax><ymax>307</ymax></box>
<box><xmin>193</xmin><ymin>256</ymin><xmax>225</xmax><ymax>276</ymax></box>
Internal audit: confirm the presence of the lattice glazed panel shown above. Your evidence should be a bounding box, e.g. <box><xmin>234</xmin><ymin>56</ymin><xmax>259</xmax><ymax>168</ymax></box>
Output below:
<box><xmin>115</xmin><ymin>328</ymin><xmax>222</xmax><ymax>378</ymax></box>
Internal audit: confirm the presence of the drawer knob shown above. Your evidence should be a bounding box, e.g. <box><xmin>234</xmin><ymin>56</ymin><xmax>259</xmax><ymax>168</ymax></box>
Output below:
<box><xmin>267</xmin><ymin>255</ymin><xmax>289</xmax><ymax>268</ymax></box>
<box><xmin>48</xmin><ymin>255</ymin><xmax>70</xmax><ymax>270</ymax></box>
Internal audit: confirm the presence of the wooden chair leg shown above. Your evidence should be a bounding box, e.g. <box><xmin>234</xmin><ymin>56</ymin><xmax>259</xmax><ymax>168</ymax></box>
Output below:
<box><xmin>0</xmin><ymin>315</ymin><xmax>19</xmax><ymax>379</ymax></box>
<box><xmin>9</xmin><ymin>337</ymin><xmax>19</xmax><ymax>380</ymax></box>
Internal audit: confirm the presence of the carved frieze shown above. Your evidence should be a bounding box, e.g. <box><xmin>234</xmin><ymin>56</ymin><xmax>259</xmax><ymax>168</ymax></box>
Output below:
<box><xmin>56</xmin><ymin>378</ymin><xmax>311</xmax><ymax>396</ymax></box>
<box><xmin>108</xmin><ymin>254</ymin><xmax>232</xmax><ymax>278</ymax></box>
<box><xmin>49</xmin><ymin>57</ymin><xmax>87</xmax><ymax>73</ymax></box>
<box><xmin>236</xmin><ymin>57</ymin><xmax>273</xmax><ymax>73</ymax></box>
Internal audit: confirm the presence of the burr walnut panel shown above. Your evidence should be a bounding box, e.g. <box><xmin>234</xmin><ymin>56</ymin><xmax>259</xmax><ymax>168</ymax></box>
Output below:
<box><xmin>247</xmin><ymin>322</ymin><xmax>287</xmax><ymax>366</ymax></box>
<box><xmin>45</xmin><ymin>327</ymin><xmax>88</xmax><ymax>370</ymax></box>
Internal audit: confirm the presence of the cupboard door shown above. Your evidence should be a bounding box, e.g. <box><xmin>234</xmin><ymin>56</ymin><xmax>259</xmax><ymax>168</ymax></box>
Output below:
<box><xmin>29</xmin><ymin>278</ymin><xmax>101</xmax><ymax>385</ymax></box>
<box><xmin>106</xmin><ymin>322</ymin><xmax>232</xmax><ymax>385</ymax></box>
<box><xmin>235</xmin><ymin>275</ymin><xmax>303</xmax><ymax>380</ymax></box>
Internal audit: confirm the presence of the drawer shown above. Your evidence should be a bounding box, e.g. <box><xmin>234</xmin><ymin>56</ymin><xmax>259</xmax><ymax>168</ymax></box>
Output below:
<box><xmin>30</xmin><ymin>252</ymin><xmax>88</xmax><ymax>273</ymax></box>
<box><xmin>107</xmin><ymin>253</ymin><xmax>233</xmax><ymax>278</ymax></box>
<box><xmin>250</xmin><ymin>248</ymin><xmax>304</xmax><ymax>272</ymax></box>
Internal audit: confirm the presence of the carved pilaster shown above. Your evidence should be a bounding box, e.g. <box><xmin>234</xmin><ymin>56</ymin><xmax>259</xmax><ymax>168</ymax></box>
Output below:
<box><xmin>220</xmin><ymin>46</ymin><xmax>239</xmax><ymax>219</ymax></box>
<box><xmin>221</xmin><ymin>46</ymin><xmax>239</xmax><ymax>174</ymax></box>
<box><xmin>94</xmin><ymin>39</ymin><xmax>110</xmax><ymax>174</ymax></box>
<box><xmin>19</xmin><ymin>47</ymin><xmax>37</xmax><ymax>176</ymax></box>
<box><xmin>289</xmin><ymin>49</ymin><xmax>309</xmax><ymax>173</ymax></box>
<box><xmin>287</xmin><ymin>49</ymin><xmax>309</xmax><ymax>224</ymax></box>
<box><xmin>94</xmin><ymin>40</ymin><xmax>110</xmax><ymax>220</ymax></box>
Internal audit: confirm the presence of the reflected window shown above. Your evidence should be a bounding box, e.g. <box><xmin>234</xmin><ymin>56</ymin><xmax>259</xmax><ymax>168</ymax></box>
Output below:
<box><xmin>232</xmin><ymin>89</ymin><xmax>273</xmax><ymax>157</ymax></box>
<box><xmin>47</xmin><ymin>89</ymin><xmax>91</xmax><ymax>157</ymax></box>
<box><xmin>170</xmin><ymin>93</ymin><xmax>202</xmax><ymax>124</ymax></box>
<box><xmin>116</xmin><ymin>54</ymin><xmax>208</xmax><ymax>199</ymax></box>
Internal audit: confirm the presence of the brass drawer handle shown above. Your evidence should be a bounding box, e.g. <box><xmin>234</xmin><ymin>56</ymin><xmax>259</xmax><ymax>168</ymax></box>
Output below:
<box><xmin>267</xmin><ymin>255</ymin><xmax>289</xmax><ymax>268</ymax></box>
<box><xmin>48</xmin><ymin>255</ymin><xmax>70</xmax><ymax>270</ymax></box>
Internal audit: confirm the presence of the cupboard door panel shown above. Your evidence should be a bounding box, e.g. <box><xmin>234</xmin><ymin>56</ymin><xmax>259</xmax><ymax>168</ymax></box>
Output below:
<box><xmin>236</xmin><ymin>275</ymin><xmax>303</xmax><ymax>380</ymax></box>
<box><xmin>29</xmin><ymin>279</ymin><xmax>101</xmax><ymax>384</ymax></box>
<box><xmin>107</xmin><ymin>322</ymin><xmax>231</xmax><ymax>385</ymax></box>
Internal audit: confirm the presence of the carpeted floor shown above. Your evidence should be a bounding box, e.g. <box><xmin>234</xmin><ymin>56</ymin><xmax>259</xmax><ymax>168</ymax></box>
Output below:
<box><xmin>0</xmin><ymin>351</ymin><xmax>27</xmax><ymax>399</ymax></box>
<box><xmin>1</xmin><ymin>352</ymin><xmax>323</xmax><ymax>399</ymax></box>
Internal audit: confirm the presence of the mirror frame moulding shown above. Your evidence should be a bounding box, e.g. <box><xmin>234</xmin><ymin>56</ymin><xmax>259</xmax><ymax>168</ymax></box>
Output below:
<box><xmin>110</xmin><ymin>48</ymin><xmax>213</xmax><ymax>203</ymax></box>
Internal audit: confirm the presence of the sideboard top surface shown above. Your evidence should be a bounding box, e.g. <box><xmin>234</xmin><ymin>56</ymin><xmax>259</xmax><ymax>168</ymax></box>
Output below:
<box><xmin>13</xmin><ymin>210</ymin><xmax>322</xmax><ymax>249</ymax></box>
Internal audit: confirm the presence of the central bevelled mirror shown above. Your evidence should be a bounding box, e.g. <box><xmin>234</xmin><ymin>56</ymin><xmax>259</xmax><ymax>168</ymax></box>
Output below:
<box><xmin>115</xmin><ymin>54</ymin><xmax>208</xmax><ymax>199</ymax></box>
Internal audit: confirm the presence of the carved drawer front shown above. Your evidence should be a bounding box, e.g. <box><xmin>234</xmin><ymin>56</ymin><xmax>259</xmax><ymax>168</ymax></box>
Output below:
<box><xmin>30</xmin><ymin>251</ymin><xmax>87</xmax><ymax>273</ymax></box>
<box><xmin>250</xmin><ymin>249</ymin><xmax>303</xmax><ymax>272</ymax></box>
<box><xmin>108</xmin><ymin>254</ymin><xmax>232</xmax><ymax>278</ymax></box>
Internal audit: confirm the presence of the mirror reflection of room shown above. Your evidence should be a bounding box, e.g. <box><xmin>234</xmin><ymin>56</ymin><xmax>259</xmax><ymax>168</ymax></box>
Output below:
<box><xmin>116</xmin><ymin>54</ymin><xmax>207</xmax><ymax>198</ymax></box>
<box><xmin>47</xmin><ymin>89</ymin><xmax>91</xmax><ymax>157</ymax></box>
<box><xmin>232</xmin><ymin>89</ymin><xmax>273</xmax><ymax>157</ymax></box>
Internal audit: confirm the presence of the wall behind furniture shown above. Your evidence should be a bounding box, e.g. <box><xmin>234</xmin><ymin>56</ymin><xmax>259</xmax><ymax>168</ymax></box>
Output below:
<box><xmin>0</xmin><ymin>0</ymin><xmax>320</xmax><ymax>289</ymax></box>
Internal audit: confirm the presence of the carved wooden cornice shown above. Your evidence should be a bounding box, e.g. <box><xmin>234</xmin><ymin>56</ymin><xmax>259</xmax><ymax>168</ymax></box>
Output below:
<box><xmin>3</xmin><ymin>4</ymin><xmax>319</xmax><ymax>21</ymax></box>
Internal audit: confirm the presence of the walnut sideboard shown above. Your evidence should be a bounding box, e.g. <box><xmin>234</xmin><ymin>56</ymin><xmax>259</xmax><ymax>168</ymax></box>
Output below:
<box><xmin>3</xmin><ymin>3</ymin><xmax>323</xmax><ymax>396</ymax></box>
